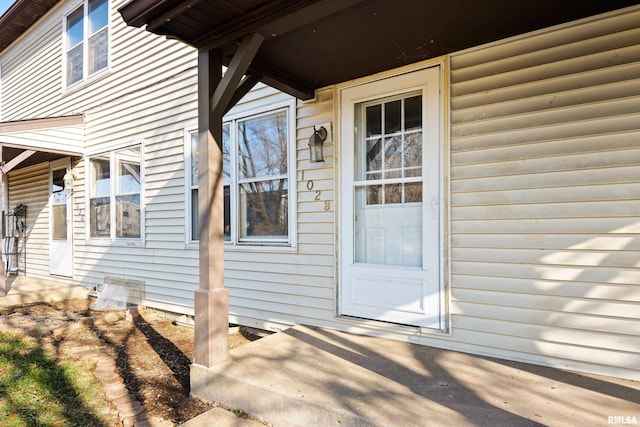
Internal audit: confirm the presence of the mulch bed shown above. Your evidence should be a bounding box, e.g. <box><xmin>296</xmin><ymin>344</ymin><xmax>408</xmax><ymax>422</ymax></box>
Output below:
<box><xmin>0</xmin><ymin>298</ymin><xmax>261</xmax><ymax>426</ymax></box>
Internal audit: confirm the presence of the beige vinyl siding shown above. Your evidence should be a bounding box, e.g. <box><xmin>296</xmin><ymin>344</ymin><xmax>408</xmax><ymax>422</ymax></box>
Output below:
<box><xmin>442</xmin><ymin>6</ymin><xmax>640</xmax><ymax>379</ymax></box>
<box><xmin>0</xmin><ymin>0</ymin><xmax>201</xmax><ymax>313</ymax></box>
<box><xmin>76</xmin><ymin>69</ymin><xmax>199</xmax><ymax>314</ymax></box>
<box><xmin>0</xmin><ymin>0</ymin><xmax>194</xmax><ymax>122</ymax></box>
<box><xmin>225</xmin><ymin>86</ymin><xmax>336</xmax><ymax>330</ymax></box>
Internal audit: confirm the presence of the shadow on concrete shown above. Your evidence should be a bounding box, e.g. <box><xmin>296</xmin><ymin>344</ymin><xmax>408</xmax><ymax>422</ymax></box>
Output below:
<box><xmin>191</xmin><ymin>324</ymin><xmax>640</xmax><ymax>427</ymax></box>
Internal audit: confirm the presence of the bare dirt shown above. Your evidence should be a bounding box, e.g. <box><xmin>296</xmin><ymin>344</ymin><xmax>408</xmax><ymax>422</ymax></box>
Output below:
<box><xmin>0</xmin><ymin>298</ymin><xmax>262</xmax><ymax>426</ymax></box>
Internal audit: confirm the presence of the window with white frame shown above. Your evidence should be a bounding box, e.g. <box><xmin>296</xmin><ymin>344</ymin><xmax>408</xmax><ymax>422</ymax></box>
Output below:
<box><xmin>65</xmin><ymin>0</ymin><xmax>109</xmax><ymax>86</ymax></box>
<box><xmin>188</xmin><ymin>105</ymin><xmax>293</xmax><ymax>245</ymax></box>
<box><xmin>88</xmin><ymin>145</ymin><xmax>142</xmax><ymax>240</ymax></box>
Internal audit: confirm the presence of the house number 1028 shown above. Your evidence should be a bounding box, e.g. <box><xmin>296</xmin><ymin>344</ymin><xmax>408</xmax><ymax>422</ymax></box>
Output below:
<box><xmin>302</xmin><ymin>171</ymin><xmax>330</xmax><ymax>211</ymax></box>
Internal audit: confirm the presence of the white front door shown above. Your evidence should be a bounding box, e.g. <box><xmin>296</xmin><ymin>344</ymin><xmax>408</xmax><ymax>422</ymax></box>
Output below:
<box><xmin>339</xmin><ymin>66</ymin><xmax>442</xmax><ymax>329</ymax></box>
<box><xmin>50</xmin><ymin>159</ymin><xmax>73</xmax><ymax>277</ymax></box>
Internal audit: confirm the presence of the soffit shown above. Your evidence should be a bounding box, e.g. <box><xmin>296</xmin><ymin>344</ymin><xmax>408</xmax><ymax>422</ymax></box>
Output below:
<box><xmin>119</xmin><ymin>0</ymin><xmax>640</xmax><ymax>99</ymax></box>
<box><xmin>0</xmin><ymin>0</ymin><xmax>60</xmax><ymax>53</ymax></box>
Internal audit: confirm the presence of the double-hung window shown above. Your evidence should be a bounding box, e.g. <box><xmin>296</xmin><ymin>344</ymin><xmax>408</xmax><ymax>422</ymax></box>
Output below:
<box><xmin>88</xmin><ymin>145</ymin><xmax>142</xmax><ymax>241</ymax></box>
<box><xmin>188</xmin><ymin>103</ymin><xmax>295</xmax><ymax>246</ymax></box>
<box><xmin>65</xmin><ymin>0</ymin><xmax>109</xmax><ymax>86</ymax></box>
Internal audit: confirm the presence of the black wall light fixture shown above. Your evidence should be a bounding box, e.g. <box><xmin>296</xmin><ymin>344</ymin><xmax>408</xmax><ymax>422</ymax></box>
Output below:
<box><xmin>308</xmin><ymin>125</ymin><xmax>328</xmax><ymax>163</ymax></box>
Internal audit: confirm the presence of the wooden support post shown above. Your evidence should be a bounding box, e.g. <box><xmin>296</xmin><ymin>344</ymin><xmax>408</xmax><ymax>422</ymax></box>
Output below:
<box><xmin>193</xmin><ymin>33</ymin><xmax>264</xmax><ymax>368</ymax></box>
<box><xmin>193</xmin><ymin>48</ymin><xmax>229</xmax><ymax>368</ymax></box>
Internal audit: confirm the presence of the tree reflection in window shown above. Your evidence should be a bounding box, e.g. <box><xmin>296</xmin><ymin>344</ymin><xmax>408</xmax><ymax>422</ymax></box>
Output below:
<box><xmin>361</xmin><ymin>94</ymin><xmax>422</xmax><ymax>205</ymax></box>
<box><xmin>237</xmin><ymin>111</ymin><xmax>288</xmax><ymax>240</ymax></box>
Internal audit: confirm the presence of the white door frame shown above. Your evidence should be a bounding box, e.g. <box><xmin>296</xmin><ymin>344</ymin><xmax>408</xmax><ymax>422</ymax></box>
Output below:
<box><xmin>49</xmin><ymin>158</ymin><xmax>73</xmax><ymax>277</ymax></box>
<box><xmin>338</xmin><ymin>64</ymin><xmax>444</xmax><ymax>329</ymax></box>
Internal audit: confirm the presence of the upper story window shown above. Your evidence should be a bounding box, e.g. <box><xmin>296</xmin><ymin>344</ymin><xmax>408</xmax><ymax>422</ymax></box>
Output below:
<box><xmin>65</xmin><ymin>0</ymin><xmax>109</xmax><ymax>86</ymax></box>
<box><xmin>88</xmin><ymin>145</ymin><xmax>142</xmax><ymax>241</ymax></box>
<box><xmin>187</xmin><ymin>102</ymin><xmax>295</xmax><ymax>246</ymax></box>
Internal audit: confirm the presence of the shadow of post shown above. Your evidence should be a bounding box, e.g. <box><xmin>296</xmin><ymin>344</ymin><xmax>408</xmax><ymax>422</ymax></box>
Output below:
<box><xmin>133</xmin><ymin>316</ymin><xmax>191</xmax><ymax>391</ymax></box>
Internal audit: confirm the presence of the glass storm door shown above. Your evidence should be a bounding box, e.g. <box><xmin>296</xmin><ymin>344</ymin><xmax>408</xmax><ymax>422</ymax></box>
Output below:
<box><xmin>339</xmin><ymin>66</ymin><xmax>442</xmax><ymax>329</ymax></box>
<box><xmin>50</xmin><ymin>159</ymin><xmax>73</xmax><ymax>277</ymax></box>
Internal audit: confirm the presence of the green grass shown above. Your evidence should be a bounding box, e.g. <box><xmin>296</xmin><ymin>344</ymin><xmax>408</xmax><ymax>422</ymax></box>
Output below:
<box><xmin>0</xmin><ymin>331</ymin><xmax>108</xmax><ymax>427</ymax></box>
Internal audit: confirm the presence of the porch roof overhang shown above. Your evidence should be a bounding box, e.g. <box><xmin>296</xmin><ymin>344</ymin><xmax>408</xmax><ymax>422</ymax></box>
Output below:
<box><xmin>118</xmin><ymin>0</ymin><xmax>639</xmax><ymax>100</ymax></box>
<box><xmin>0</xmin><ymin>0</ymin><xmax>61</xmax><ymax>53</ymax></box>
<box><xmin>0</xmin><ymin>115</ymin><xmax>84</xmax><ymax>172</ymax></box>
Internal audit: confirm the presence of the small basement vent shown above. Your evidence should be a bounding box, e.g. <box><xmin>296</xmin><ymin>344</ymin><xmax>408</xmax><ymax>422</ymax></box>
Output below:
<box><xmin>90</xmin><ymin>276</ymin><xmax>144</xmax><ymax>311</ymax></box>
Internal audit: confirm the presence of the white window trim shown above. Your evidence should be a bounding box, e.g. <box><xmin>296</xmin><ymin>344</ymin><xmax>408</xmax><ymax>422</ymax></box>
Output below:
<box><xmin>185</xmin><ymin>99</ymin><xmax>297</xmax><ymax>250</ymax></box>
<box><xmin>85</xmin><ymin>142</ymin><xmax>145</xmax><ymax>245</ymax></box>
<box><xmin>62</xmin><ymin>0</ymin><xmax>111</xmax><ymax>91</ymax></box>
<box><xmin>184</xmin><ymin>125</ymin><xmax>198</xmax><ymax>246</ymax></box>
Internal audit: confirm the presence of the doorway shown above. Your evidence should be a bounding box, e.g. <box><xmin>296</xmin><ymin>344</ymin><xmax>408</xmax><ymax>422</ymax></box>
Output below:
<box><xmin>339</xmin><ymin>66</ymin><xmax>443</xmax><ymax>329</ymax></box>
<box><xmin>50</xmin><ymin>158</ymin><xmax>73</xmax><ymax>277</ymax></box>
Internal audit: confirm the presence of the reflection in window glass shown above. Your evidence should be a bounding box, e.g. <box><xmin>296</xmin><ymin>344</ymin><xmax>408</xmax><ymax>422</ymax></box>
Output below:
<box><xmin>89</xmin><ymin>29</ymin><xmax>108</xmax><ymax>74</ymax></box>
<box><xmin>238</xmin><ymin>111</ymin><xmax>287</xmax><ymax>180</ymax></box>
<box><xmin>66</xmin><ymin>0</ymin><xmax>108</xmax><ymax>85</ymax></box>
<box><xmin>117</xmin><ymin>148</ymin><xmax>141</xmax><ymax>194</ymax></box>
<box><xmin>92</xmin><ymin>157</ymin><xmax>110</xmax><ymax>196</ymax></box>
<box><xmin>88</xmin><ymin>0</ymin><xmax>108</xmax><ymax>34</ymax></box>
<box><xmin>189</xmin><ymin>132</ymin><xmax>200</xmax><ymax>241</ymax></box>
<box><xmin>239</xmin><ymin>179</ymin><xmax>288</xmax><ymax>240</ymax></box>
<box><xmin>356</xmin><ymin>93</ymin><xmax>423</xmax><ymax>206</ymax></box>
<box><xmin>67</xmin><ymin>44</ymin><xmax>84</xmax><ymax>85</ymax></box>
<box><xmin>116</xmin><ymin>194</ymin><xmax>140</xmax><ymax>238</ymax></box>
<box><xmin>90</xmin><ymin>197</ymin><xmax>110</xmax><ymax>237</ymax></box>
<box><xmin>67</xmin><ymin>7</ymin><xmax>84</xmax><ymax>47</ymax></box>
<box><xmin>116</xmin><ymin>147</ymin><xmax>141</xmax><ymax>238</ymax></box>
<box><xmin>89</xmin><ymin>145</ymin><xmax>142</xmax><ymax>239</ymax></box>
<box><xmin>189</xmin><ymin>108</ymin><xmax>291</xmax><ymax>244</ymax></box>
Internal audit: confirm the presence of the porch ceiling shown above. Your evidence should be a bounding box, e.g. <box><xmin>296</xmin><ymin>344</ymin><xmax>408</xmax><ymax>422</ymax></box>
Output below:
<box><xmin>119</xmin><ymin>0</ymin><xmax>639</xmax><ymax>100</ymax></box>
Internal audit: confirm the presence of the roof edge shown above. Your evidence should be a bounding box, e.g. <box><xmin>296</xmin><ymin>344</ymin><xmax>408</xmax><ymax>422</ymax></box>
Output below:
<box><xmin>0</xmin><ymin>115</ymin><xmax>84</xmax><ymax>134</ymax></box>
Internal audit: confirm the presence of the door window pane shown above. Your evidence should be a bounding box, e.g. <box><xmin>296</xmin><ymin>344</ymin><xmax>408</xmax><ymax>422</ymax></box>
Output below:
<box><xmin>52</xmin><ymin>169</ymin><xmax>67</xmax><ymax>204</ymax></box>
<box><xmin>366</xmin><ymin>104</ymin><xmax>381</xmax><ymax>136</ymax></box>
<box><xmin>52</xmin><ymin>169</ymin><xmax>68</xmax><ymax>240</ymax></box>
<box><xmin>52</xmin><ymin>205</ymin><xmax>68</xmax><ymax>240</ymax></box>
<box><xmin>354</xmin><ymin>187</ymin><xmax>422</xmax><ymax>267</ymax></box>
<box><xmin>354</xmin><ymin>93</ymin><xmax>424</xmax><ymax>267</ymax></box>
<box><xmin>405</xmin><ymin>95</ymin><xmax>422</xmax><ymax>130</ymax></box>
<box><xmin>384</xmin><ymin>99</ymin><xmax>401</xmax><ymax>134</ymax></box>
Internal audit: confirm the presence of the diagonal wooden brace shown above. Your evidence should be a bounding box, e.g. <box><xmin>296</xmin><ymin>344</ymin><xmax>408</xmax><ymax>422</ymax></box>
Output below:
<box><xmin>211</xmin><ymin>32</ymin><xmax>264</xmax><ymax>118</ymax></box>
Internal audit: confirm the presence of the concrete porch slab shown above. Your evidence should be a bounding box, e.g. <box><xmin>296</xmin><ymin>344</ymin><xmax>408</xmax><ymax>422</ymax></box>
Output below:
<box><xmin>190</xmin><ymin>325</ymin><xmax>639</xmax><ymax>427</ymax></box>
